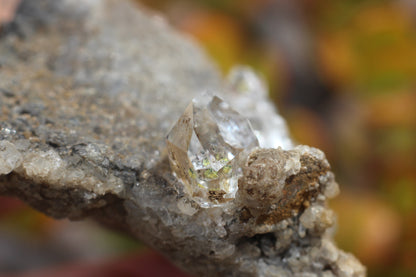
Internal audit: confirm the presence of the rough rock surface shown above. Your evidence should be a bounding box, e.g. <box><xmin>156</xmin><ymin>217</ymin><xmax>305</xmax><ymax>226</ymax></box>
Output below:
<box><xmin>0</xmin><ymin>0</ymin><xmax>365</xmax><ymax>276</ymax></box>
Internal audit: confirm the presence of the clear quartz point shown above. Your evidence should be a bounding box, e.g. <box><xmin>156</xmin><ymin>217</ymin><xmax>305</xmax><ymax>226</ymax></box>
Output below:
<box><xmin>167</xmin><ymin>94</ymin><xmax>259</xmax><ymax>207</ymax></box>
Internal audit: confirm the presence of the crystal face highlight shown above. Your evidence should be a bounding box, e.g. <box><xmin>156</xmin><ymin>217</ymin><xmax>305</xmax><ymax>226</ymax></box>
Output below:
<box><xmin>166</xmin><ymin>95</ymin><xmax>259</xmax><ymax>207</ymax></box>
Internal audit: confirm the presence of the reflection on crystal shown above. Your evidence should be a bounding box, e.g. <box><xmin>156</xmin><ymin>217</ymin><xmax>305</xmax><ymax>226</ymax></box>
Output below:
<box><xmin>167</xmin><ymin>94</ymin><xmax>259</xmax><ymax>207</ymax></box>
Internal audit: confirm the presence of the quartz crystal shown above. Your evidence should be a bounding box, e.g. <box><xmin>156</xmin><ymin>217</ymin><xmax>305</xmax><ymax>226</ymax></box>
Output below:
<box><xmin>167</xmin><ymin>94</ymin><xmax>259</xmax><ymax>207</ymax></box>
<box><xmin>226</xmin><ymin>66</ymin><xmax>293</xmax><ymax>149</ymax></box>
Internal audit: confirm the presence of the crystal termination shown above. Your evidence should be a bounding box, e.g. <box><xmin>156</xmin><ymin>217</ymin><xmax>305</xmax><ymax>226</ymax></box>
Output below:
<box><xmin>167</xmin><ymin>95</ymin><xmax>259</xmax><ymax>207</ymax></box>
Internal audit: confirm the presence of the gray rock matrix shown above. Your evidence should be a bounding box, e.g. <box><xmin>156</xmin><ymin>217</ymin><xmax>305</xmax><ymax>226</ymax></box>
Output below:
<box><xmin>0</xmin><ymin>0</ymin><xmax>365</xmax><ymax>276</ymax></box>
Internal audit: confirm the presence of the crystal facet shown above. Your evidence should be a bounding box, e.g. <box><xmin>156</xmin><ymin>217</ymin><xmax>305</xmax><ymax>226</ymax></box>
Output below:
<box><xmin>167</xmin><ymin>94</ymin><xmax>259</xmax><ymax>207</ymax></box>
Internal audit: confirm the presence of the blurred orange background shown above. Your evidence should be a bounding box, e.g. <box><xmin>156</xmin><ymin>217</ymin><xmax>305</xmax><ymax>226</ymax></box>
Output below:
<box><xmin>1</xmin><ymin>0</ymin><xmax>416</xmax><ymax>276</ymax></box>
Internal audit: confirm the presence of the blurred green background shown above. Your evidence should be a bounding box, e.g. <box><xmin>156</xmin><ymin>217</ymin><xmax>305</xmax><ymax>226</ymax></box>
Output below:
<box><xmin>1</xmin><ymin>0</ymin><xmax>415</xmax><ymax>276</ymax></box>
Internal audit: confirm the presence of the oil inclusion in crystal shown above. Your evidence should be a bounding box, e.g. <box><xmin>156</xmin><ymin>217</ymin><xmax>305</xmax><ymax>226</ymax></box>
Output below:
<box><xmin>166</xmin><ymin>95</ymin><xmax>259</xmax><ymax>207</ymax></box>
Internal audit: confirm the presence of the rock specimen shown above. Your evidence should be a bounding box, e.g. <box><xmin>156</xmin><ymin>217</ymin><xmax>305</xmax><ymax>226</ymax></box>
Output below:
<box><xmin>0</xmin><ymin>0</ymin><xmax>365</xmax><ymax>276</ymax></box>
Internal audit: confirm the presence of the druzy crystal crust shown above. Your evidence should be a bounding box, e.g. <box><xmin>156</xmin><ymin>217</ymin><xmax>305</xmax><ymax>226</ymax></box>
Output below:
<box><xmin>167</xmin><ymin>95</ymin><xmax>259</xmax><ymax>207</ymax></box>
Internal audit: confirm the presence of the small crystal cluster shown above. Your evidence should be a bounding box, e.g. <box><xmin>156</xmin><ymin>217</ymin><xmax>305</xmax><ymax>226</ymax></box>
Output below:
<box><xmin>226</xmin><ymin>66</ymin><xmax>293</xmax><ymax>150</ymax></box>
<box><xmin>166</xmin><ymin>94</ymin><xmax>259</xmax><ymax>207</ymax></box>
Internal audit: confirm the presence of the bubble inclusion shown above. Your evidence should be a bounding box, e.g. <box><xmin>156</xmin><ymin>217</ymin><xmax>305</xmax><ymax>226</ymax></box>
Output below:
<box><xmin>167</xmin><ymin>94</ymin><xmax>259</xmax><ymax>207</ymax></box>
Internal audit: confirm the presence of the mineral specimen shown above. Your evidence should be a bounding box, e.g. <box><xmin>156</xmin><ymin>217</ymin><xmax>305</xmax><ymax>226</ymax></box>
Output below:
<box><xmin>167</xmin><ymin>94</ymin><xmax>258</xmax><ymax>207</ymax></box>
<box><xmin>0</xmin><ymin>0</ymin><xmax>365</xmax><ymax>276</ymax></box>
